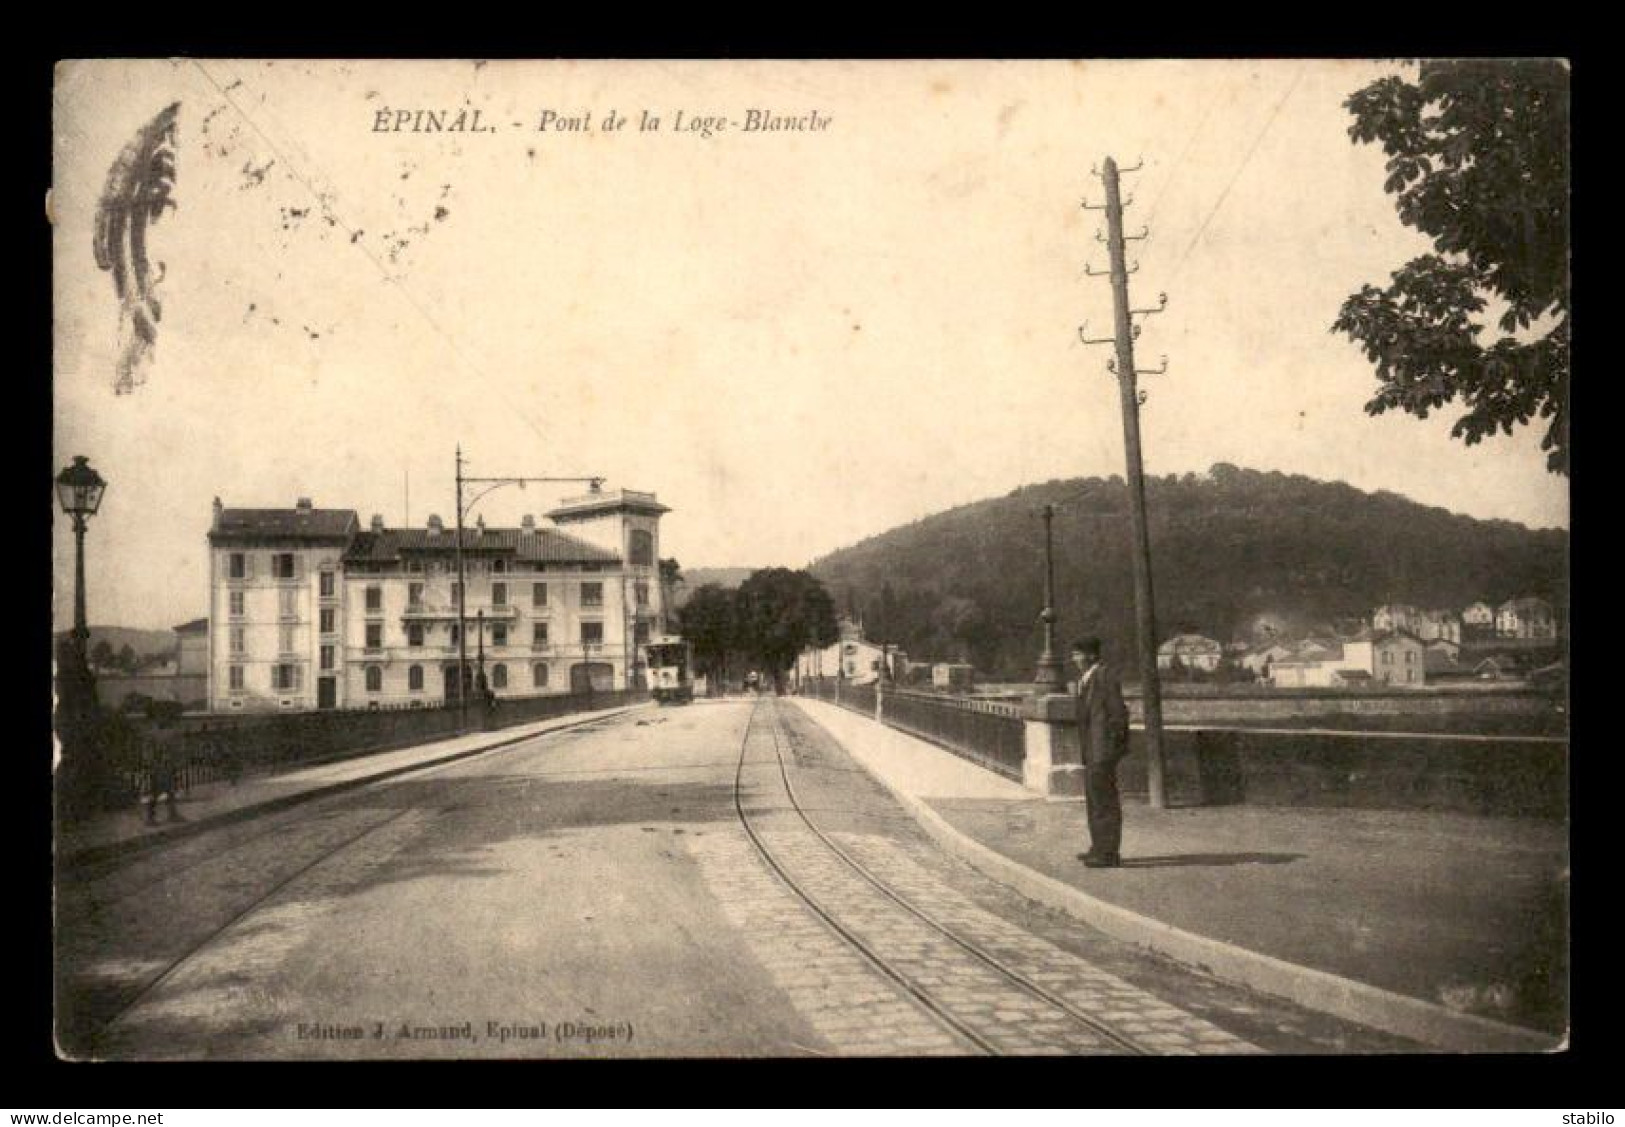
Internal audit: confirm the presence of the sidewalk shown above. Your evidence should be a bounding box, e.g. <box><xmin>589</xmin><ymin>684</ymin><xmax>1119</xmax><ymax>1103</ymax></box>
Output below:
<box><xmin>792</xmin><ymin>697</ymin><xmax>1567</xmax><ymax>1053</ymax></box>
<box><xmin>58</xmin><ymin>703</ymin><xmax>646</xmax><ymax>868</ymax></box>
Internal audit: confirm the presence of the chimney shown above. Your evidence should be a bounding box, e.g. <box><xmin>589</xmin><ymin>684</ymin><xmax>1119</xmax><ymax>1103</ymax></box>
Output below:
<box><xmin>371</xmin><ymin>514</ymin><xmax>385</xmax><ymax>533</ymax></box>
<box><xmin>212</xmin><ymin>496</ymin><xmax>223</xmax><ymax>531</ymax></box>
<box><xmin>427</xmin><ymin>514</ymin><xmax>443</xmax><ymax>536</ymax></box>
<box><xmin>521</xmin><ymin>514</ymin><xmax>536</xmax><ymax>532</ymax></box>
<box><xmin>296</xmin><ymin>497</ymin><xmax>313</xmax><ymax>512</ymax></box>
<box><xmin>476</xmin><ymin>514</ymin><xmax>486</xmax><ymax>537</ymax></box>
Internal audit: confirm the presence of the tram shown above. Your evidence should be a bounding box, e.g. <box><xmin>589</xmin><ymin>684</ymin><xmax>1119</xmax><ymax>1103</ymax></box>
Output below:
<box><xmin>644</xmin><ymin>636</ymin><xmax>696</xmax><ymax>704</ymax></box>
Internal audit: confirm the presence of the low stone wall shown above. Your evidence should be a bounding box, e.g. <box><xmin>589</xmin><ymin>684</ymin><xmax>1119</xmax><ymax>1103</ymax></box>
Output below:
<box><xmin>1020</xmin><ymin>695</ymin><xmax>1567</xmax><ymax>819</ymax></box>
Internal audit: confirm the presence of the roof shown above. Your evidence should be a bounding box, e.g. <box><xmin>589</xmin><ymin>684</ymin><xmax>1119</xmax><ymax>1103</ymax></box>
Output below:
<box><xmin>547</xmin><ymin>488</ymin><xmax>669</xmax><ymax>522</ymax></box>
<box><xmin>1372</xmin><ymin>629</ymin><xmax>1425</xmax><ymax>647</ymax></box>
<box><xmin>1158</xmin><ymin>634</ymin><xmax>1223</xmax><ymax>653</ymax></box>
<box><xmin>1499</xmin><ymin>596</ymin><xmax>1554</xmax><ymax>613</ymax></box>
<box><xmin>172</xmin><ymin>617</ymin><xmax>208</xmax><ymax>634</ymax></box>
<box><xmin>342</xmin><ymin>526</ymin><xmax>619</xmax><ymax>564</ymax></box>
<box><xmin>211</xmin><ymin>507</ymin><xmax>359</xmax><ymax>543</ymax></box>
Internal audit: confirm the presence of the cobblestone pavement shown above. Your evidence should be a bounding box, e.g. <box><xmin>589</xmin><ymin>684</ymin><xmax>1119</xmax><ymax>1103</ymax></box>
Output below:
<box><xmin>768</xmin><ymin>700</ymin><xmax>1420</xmax><ymax>1054</ymax></box>
<box><xmin>735</xmin><ymin>703</ymin><xmax>1260</xmax><ymax>1055</ymax></box>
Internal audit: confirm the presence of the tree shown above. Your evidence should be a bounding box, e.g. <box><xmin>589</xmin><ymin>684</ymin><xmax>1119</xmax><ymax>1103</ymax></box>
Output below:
<box><xmin>734</xmin><ymin>568</ymin><xmax>839</xmax><ymax>685</ymax></box>
<box><xmin>91</xmin><ymin>639</ymin><xmax>115</xmax><ymax>670</ymax></box>
<box><xmin>676</xmin><ymin>584</ymin><xmax>738</xmax><ymax>683</ymax></box>
<box><xmin>116</xmin><ymin>644</ymin><xmax>139</xmax><ymax>672</ymax></box>
<box><xmin>1332</xmin><ymin>60</ymin><xmax>1569</xmax><ymax>474</ymax></box>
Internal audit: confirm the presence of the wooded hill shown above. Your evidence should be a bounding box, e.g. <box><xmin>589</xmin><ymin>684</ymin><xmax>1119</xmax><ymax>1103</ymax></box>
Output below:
<box><xmin>807</xmin><ymin>464</ymin><xmax>1568</xmax><ymax>678</ymax></box>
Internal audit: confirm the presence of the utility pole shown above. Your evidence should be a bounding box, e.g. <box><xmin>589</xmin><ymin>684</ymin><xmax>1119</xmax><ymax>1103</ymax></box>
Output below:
<box><xmin>1081</xmin><ymin>155</ymin><xmax>1171</xmax><ymax>808</ymax></box>
<box><xmin>454</xmin><ymin>445</ymin><xmax>605</xmax><ymax>730</ymax></box>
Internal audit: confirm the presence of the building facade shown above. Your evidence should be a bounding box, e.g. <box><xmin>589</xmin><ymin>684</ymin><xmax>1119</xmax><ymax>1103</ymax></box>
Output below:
<box><xmin>1496</xmin><ymin>596</ymin><xmax>1557</xmax><ymax>640</ymax></box>
<box><xmin>207</xmin><ymin>488</ymin><xmax>667</xmax><ymax>712</ymax></box>
<box><xmin>1156</xmin><ymin>634</ymin><xmax>1224</xmax><ymax>672</ymax></box>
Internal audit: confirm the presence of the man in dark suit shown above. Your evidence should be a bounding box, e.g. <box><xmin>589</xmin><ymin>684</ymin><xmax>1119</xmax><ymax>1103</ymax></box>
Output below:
<box><xmin>1072</xmin><ymin>637</ymin><xmax>1129</xmax><ymax>867</ymax></box>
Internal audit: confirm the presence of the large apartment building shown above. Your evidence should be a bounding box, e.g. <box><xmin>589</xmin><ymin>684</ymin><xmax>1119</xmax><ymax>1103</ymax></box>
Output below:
<box><xmin>206</xmin><ymin>488</ymin><xmax>668</xmax><ymax>712</ymax></box>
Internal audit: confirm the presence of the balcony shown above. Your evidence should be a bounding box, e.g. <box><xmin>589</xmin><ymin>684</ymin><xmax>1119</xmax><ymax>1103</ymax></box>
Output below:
<box><xmin>403</xmin><ymin>602</ymin><xmax>518</xmax><ymax>621</ymax></box>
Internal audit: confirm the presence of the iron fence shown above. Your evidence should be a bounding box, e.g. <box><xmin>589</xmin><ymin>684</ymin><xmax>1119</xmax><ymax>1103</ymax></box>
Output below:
<box><xmin>116</xmin><ymin>688</ymin><xmax>646</xmax><ymax>805</ymax></box>
<box><xmin>880</xmin><ymin>688</ymin><xmax>1026</xmax><ymax>781</ymax></box>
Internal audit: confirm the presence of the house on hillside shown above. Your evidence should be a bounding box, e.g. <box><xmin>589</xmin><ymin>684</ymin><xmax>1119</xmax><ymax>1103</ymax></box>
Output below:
<box><xmin>1156</xmin><ymin>634</ymin><xmax>1224</xmax><ymax>672</ymax></box>
<box><xmin>1414</xmin><ymin>609</ymin><xmax>1463</xmax><ymax>645</ymax></box>
<box><xmin>1424</xmin><ymin>638</ymin><xmax>1465</xmax><ymax>679</ymax></box>
<box><xmin>1372</xmin><ymin>604</ymin><xmax>1421</xmax><ymax>634</ymax></box>
<box><xmin>1497</xmin><ymin>596</ymin><xmax>1556</xmax><ymax>640</ymax></box>
<box><xmin>1463</xmin><ymin>601</ymin><xmax>1496</xmax><ymax>628</ymax></box>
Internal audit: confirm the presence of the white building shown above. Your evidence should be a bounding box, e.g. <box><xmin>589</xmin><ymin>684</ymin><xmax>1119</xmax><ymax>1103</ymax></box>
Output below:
<box><xmin>207</xmin><ymin>488</ymin><xmax>668</xmax><ymax>712</ymax></box>
<box><xmin>1496</xmin><ymin>596</ymin><xmax>1557</xmax><ymax>640</ymax></box>
<box><xmin>1156</xmin><ymin>634</ymin><xmax>1224</xmax><ymax>672</ymax></box>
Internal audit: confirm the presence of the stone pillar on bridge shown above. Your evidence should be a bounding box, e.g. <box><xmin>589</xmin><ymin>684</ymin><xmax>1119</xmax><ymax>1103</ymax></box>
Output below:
<box><xmin>1020</xmin><ymin>694</ymin><xmax>1086</xmax><ymax>799</ymax></box>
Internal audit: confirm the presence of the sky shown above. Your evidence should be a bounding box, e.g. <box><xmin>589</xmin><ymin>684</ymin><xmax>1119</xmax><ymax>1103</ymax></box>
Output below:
<box><xmin>52</xmin><ymin>59</ymin><xmax>1570</xmax><ymax>631</ymax></box>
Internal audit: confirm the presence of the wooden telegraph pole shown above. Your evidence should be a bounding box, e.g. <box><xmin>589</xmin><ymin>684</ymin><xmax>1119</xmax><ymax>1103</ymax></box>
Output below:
<box><xmin>1081</xmin><ymin>156</ymin><xmax>1170</xmax><ymax>808</ymax></box>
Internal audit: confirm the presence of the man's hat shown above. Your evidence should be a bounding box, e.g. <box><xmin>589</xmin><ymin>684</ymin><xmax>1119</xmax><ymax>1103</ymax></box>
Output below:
<box><xmin>1071</xmin><ymin>636</ymin><xmax>1103</xmax><ymax>657</ymax></box>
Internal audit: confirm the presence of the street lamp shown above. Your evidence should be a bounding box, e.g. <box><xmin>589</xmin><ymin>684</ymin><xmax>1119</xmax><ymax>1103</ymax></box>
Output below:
<box><xmin>1033</xmin><ymin>503</ymin><xmax>1067</xmax><ymax>693</ymax></box>
<box><xmin>454</xmin><ymin>445</ymin><xmax>603</xmax><ymax>728</ymax></box>
<box><xmin>55</xmin><ymin>455</ymin><xmax>107</xmax><ymax>812</ymax></box>
<box><xmin>56</xmin><ymin>456</ymin><xmax>107</xmax><ymax>667</ymax></box>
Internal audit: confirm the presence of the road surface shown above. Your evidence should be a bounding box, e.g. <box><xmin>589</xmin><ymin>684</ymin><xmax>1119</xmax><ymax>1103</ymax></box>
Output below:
<box><xmin>56</xmin><ymin>699</ymin><xmax>1413</xmax><ymax>1058</ymax></box>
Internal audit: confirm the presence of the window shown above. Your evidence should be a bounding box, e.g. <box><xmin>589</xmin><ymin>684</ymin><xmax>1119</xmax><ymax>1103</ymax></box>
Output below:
<box><xmin>228</xmin><ymin>665</ymin><xmax>244</xmax><ymax>691</ymax></box>
<box><xmin>634</xmin><ymin>621</ymin><xmax>650</xmax><ymax>646</ymax></box>
<box><xmin>1405</xmin><ymin>650</ymin><xmax>1416</xmax><ymax>664</ymax></box>
<box><xmin>532</xmin><ymin>662</ymin><xmax>549</xmax><ymax>688</ymax></box>
<box><xmin>279</xmin><ymin>625</ymin><xmax>296</xmax><ymax>654</ymax></box>
<box><xmin>273</xmin><ymin>664</ymin><xmax>300</xmax><ymax>691</ymax></box>
<box><xmin>492</xmin><ymin>664</ymin><xmax>508</xmax><ymax>689</ymax></box>
<box><xmin>635</xmin><ymin>581</ymin><xmax>650</xmax><ymax>607</ymax></box>
<box><xmin>228</xmin><ymin>552</ymin><xmax>248</xmax><ymax>579</ymax></box>
<box><xmin>532</xmin><ymin>622</ymin><xmax>549</xmax><ymax>648</ymax></box>
<box><xmin>279</xmin><ymin>587</ymin><xmax>299</xmax><ymax>619</ymax></box>
<box><xmin>581</xmin><ymin>582</ymin><xmax>603</xmax><ymax>607</ymax></box>
<box><xmin>409</xmin><ymin>665</ymin><xmax>424</xmax><ymax>691</ymax></box>
<box><xmin>273</xmin><ymin>552</ymin><xmax>296</xmax><ymax>580</ymax></box>
<box><xmin>365</xmin><ymin>585</ymin><xmax>383</xmax><ymax>612</ymax></box>
<box><xmin>229</xmin><ymin>590</ymin><xmax>245</xmax><ymax>617</ymax></box>
<box><xmin>581</xmin><ymin>621</ymin><xmax>604</xmax><ymax>645</ymax></box>
<box><xmin>230</xmin><ymin>626</ymin><xmax>246</xmax><ymax>654</ymax></box>
<box><xmin>630</xmin><ymin>529</ymin><xmax>654</xmax><ymax>566</ymax></box>
<box><xmin>492</xmin><ymin>582</ymin><xmax>507</xmax><ymax>607</ymax></box>
<box><xmin>532</xmin><ymin>582</ymin><xmax>547</xmax><ymax>608</ymax></box>
<box><xmin>320</xmin><ymin>645</ymin><xmax>334</xmax><ymax>671</ymax></box>
<box><xmin>408</xmin><ymin>623</ymin><xmax>424</xmax><ymax>648</ymax></box>
<box><xmin>1382</xmin><ymin>651</ymin><xmax>1393</xmax><ymax>665</ymax></box>
<box><xmin>408</xmin><ymin>582</ymin><xmax>423</xmax><ymax>608</ymax></box>
<box><xmin>493</xmin><ymin>624</ymin><xmax>508</xmax><ymax>648</ymax></box>
<box><xmin>450</xmin><ymin>624</ymin><xmax>460</xmax><ymax>646</ymax></box>
<box><xmin>320</xmin><ymin>607</ymin><xmax>336</xmax><ymax>634</ymax></box>
<box><xmin>366</xmin><ymin>623</ymin><xmax>383</xmax><ymax>650</ymax></box>
<box><xmin>320</xmin><ymin>570</ymin><xmax>335</xmax><ymax>598</ymax></box>
<box><xmin>366</xmin><ymin>666</ymin><xmax>382</xmax><ymax>693</ymax></box>
<box><xmin>493</xmin><ymin>558</ymin><xmax>507</xmax><ymax>574</ymax></box>
<box><xmin>452</xmin><ymin>581</ymin><xmax>463</xmax><ymax>608</ymax></box>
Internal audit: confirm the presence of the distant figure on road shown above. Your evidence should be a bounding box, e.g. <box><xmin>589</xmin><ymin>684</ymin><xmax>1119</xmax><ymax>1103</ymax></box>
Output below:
<box><xmin>143</xmin><ymin>715</ymin><xmax>183</xmax><ymax>825</ymax></box>
<box><xmin>1072</xmin><ymin>637</ymin><xmax>1128</xmax><ymax>868</ymax></box>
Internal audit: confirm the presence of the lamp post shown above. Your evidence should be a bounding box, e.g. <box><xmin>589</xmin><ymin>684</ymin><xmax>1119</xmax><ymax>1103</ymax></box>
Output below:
<box><xmin>454</xmin><ymin>446</ymin><xmax>603</xmax><ymax>729</ymax></box>
<box><xmin>1033</xmin><ymin>502</ymin><xmax>1067</xmax><ymax>693</ymax></box>
<box><xmin>55</xmin><ymin>455</ymin><xmax>108</xmax><ymax>810</ymax></box>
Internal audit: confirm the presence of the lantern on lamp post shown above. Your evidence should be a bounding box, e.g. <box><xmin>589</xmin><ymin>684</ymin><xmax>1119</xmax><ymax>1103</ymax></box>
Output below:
<box><xmin>54</xmin><ymin>455</ymin><xmax>108</xmax><ymax>812</ymax></box>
